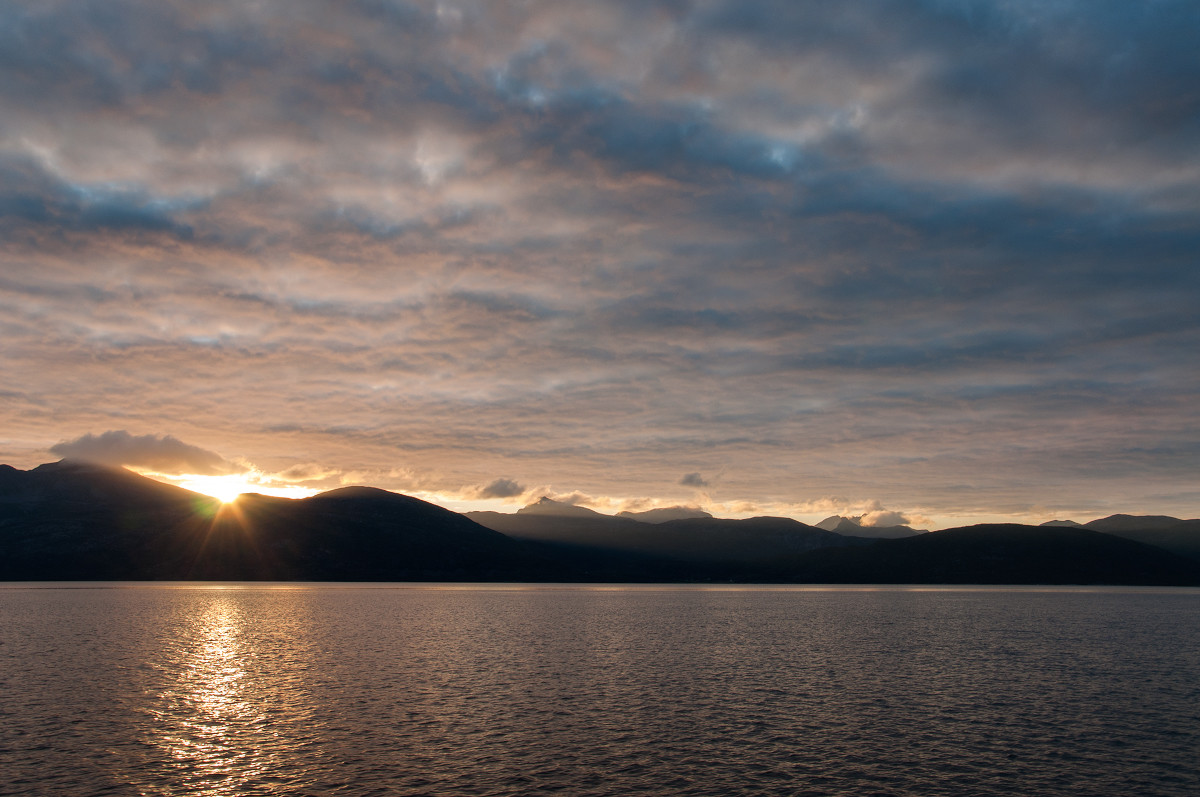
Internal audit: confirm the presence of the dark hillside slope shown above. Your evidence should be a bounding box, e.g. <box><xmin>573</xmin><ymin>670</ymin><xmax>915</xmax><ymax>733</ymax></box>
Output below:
<box><xmin>631</xmin><ymin>516</ymin><xmax>862</xmax><ymax>563</ymax></box>
<box><xmin>0</xmin><ymin>460</ymin><xmax>223</xmax><ymax>578</ymax></box>
<box><xmin>1083</xmin><ymin>516</ymin><xmax>1200</xmax><ymax>562</ymax></box>
<box><xmin>272</xmin><ymin>487</ymin><xmax>540</xmax><ymax>580</ymax></box>
<box><xmin>466</xmin><ymin>508</ymin><xmax>645</xmax><ymax>546</ymax></box>
<box><xmin>468</xmin><ymin>508</ymin><xmax>862</xmax><ymax>564</ymax></box>
<box><xmin>783</xmin><ymin>524</ymin><xmax>1200</xmax><ymax>585</ymax></box>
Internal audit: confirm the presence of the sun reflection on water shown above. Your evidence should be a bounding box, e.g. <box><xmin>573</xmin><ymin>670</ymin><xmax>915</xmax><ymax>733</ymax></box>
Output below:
<box><xmin>9</xmin><ymin>586</ymin><xmax>1197</xmax><ymax>796</ymax></box>
<box><xmin>156</xmin><ymin>599</ymin><xmax>253</xmax><ymax>794</ymax></box>
<box><xmin>132</xmin><ymin>594</ymin><xmax>320</xmax><ymax>796</ymax></box>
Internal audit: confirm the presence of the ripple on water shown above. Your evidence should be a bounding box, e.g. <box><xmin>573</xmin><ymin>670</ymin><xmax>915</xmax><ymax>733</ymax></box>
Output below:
<box><xmin>1</xmin><ymin>585</ymin><xmax>1199</xmax><ymax>796</ymax></box>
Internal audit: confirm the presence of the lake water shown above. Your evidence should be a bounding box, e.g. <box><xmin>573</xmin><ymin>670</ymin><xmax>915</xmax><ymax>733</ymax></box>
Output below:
<box><xmin>2</xmin><ymin>584</ymin><xmax>1198</xmax><ymax>796</ymax></box>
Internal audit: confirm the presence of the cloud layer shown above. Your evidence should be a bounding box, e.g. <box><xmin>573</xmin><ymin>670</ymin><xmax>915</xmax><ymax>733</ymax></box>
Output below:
<box><xmin>3</xmin><ymin>1</ymin><xmax>1198</xmax><ymax>524</ymax></box>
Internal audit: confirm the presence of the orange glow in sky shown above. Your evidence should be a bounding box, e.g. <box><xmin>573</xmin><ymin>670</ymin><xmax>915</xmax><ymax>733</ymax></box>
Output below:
<box><xmin>145</xmin><ymin>472</ymin><xmax>322</xmax><ymax>503</ymax></box>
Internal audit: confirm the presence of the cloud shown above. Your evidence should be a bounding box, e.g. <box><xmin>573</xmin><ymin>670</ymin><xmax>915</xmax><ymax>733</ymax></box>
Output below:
<box><xmin>49</xmin><ymin>431</ymin><xmax>238</xmax><ymax>475</ymax></box>
<box><xmin>0</xmin><ymin>1</ymin><xmax>1196</xmax><ymax>524</ymax></box>
<box><xmin>543</xmin><ymin>491</ymin><xmax>595</xmax><ymax>507</ymax></box>
<box><xmin>0</xmin><ymin>154</ymin><xmax>197</xmax><ymax>244</ymax></box>
<box><xmin>275</xmin><ymin>463</ymin><xmax>342</xmax><ymax>483</ymax></box>
<box><xmin>859</xmin><ymin>510</ymin><xmax>911</xmax><ymax>528</ymax></box>
<box><xmin>470</xmin><ymin>477</ymin><xmax>526</xmax><ymax>499</ymax></box>
<box><xmin>513</xmin><ymin>489</ymin><xmax>614</xmax><ymax>510</ymax></box>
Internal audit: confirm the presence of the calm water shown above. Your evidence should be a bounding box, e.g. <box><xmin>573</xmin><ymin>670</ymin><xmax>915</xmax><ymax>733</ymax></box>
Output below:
<box><xmin>1</xmin><ymin>585</ymin><xmax>1199</xmax><ymax>796</ymax></box>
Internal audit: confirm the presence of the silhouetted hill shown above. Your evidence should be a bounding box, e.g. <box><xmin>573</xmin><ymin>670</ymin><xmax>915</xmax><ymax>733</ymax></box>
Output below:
<box><xmin>643</xmin><ymin>516</ymin><xmax>865</xmax><ymax>563</ymax></box>
<box><xmin>780</xmin><ymin>524</ymin><xmax>1200</xmax><ymax>585</ymax></box>
<box><xmin>1085</xmin><ymin>514</ymin><xmax>1185</xmax><ymax>532</ymax></box>
<box><xmin>4</xmin><ymin>463</ymin><xmax>1199</xmax><ymax>584</ymax></box>
<box><xmin>0</xmin><ymin>459</ymin><xmax>217</xmax><ymax>510</ymax></box>
<box><xmin>1082</xmin><ymin>515</ymin><xmax>1200</xmax><ymax>562</ymax></box>
<box><xmin>0</xmin><ymin>462</ymin><xmax>548</xmax><ymax>580</ymax></box>
<box><xmin>0</xmin><ymin>460</ymin><xmax>222</xmax><ymax>578</ymax></box>
<box><xmin>466</xmin><ymin>507</ymin><xmax>645</xmax><ymax>545</ymax></box>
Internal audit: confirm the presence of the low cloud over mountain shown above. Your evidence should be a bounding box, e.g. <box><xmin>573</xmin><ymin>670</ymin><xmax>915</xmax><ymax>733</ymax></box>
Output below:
<box><xmin>50</xmin><ymin>431</ymin><xmax>238</xmax><ymax>476</ymax></box>
<box><xmin>860</xmin><ymin>510</ymin><xmax>911</xmax><ymax>528</ymax></box>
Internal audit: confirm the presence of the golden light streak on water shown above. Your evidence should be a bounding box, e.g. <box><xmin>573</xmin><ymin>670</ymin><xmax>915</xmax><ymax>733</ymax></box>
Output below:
<box><xmin>123</xmin><ymin>595</ymin><xmax>323</xmax><ymax>796</ymax></box>
<box><xmin>149</xmin><ymin>598</ymin><xmax>255</xmax><ymax>795</ymax></box>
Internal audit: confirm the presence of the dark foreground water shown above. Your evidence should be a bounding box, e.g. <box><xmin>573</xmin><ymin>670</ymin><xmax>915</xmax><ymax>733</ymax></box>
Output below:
<box><xmin>1</xmin><ymin>585</ymin><xmax>1198</xmax><ymax>796</ymax></box>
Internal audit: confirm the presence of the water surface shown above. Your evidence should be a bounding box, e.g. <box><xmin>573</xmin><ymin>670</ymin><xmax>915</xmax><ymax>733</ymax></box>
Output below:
<box><xmin>2</xmin><ymin>584</ymin><xmax>1198</xmax><ymax>795</ymax></box>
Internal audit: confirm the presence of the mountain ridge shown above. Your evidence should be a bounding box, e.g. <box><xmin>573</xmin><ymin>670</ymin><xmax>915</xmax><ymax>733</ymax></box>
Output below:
<box><xmin>3</xmin><ymin>462</ymin><xmax>1199</xmax><ymax>584</ymax></box>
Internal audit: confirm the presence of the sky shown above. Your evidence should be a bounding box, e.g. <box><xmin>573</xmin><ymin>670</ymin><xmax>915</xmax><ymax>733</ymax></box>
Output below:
<box><xmin>2</xmin><ymin>0</ymin><xmax>1198</xmax><ymax>528</ymax></box>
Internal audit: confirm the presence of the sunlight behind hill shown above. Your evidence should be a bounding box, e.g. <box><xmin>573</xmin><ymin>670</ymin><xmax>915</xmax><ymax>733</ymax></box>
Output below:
<box><xmin>140</xmin><ymin>471</ymin><xmax>322</xmax><ymax>503</ymax></box>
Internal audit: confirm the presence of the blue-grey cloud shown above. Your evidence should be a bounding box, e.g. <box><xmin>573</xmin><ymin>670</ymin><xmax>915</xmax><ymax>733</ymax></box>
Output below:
<box><xmin>0</xmin><ymin>155</ymin><xmax>197</xmax><ymax>241</ymax></box>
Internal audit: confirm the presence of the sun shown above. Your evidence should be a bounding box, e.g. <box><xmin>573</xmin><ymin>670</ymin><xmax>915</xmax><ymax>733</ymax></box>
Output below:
<box><xmin>156</xmin><ymin>472</ymin><xmax>322</xmax><ymax>503</ymax></box>
<box><xmin>176</xmin><ymin>474</ymin><xmax>258</xmax><ymax>504</ymax></box>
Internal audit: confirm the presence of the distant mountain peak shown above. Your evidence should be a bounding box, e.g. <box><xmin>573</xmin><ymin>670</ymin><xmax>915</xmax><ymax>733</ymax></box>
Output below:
<box><xmin>816</xmin><ymin>513</ymin><xmax>924</xmax><ymax>538</ymax></box>
<box><xmin>516</xmin><ymin>497</ymin><xmax>604</xmax><ymax>518</ymax></box>
<box><xmin>825</xmin><ymin>516</ymin><xmax>924</xmax><ymax>539</ymax></box>
<box><xmin>1040</xmin><ymin>519</ymin><xmax>1085</xmax><ymax>528</ymax></box>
